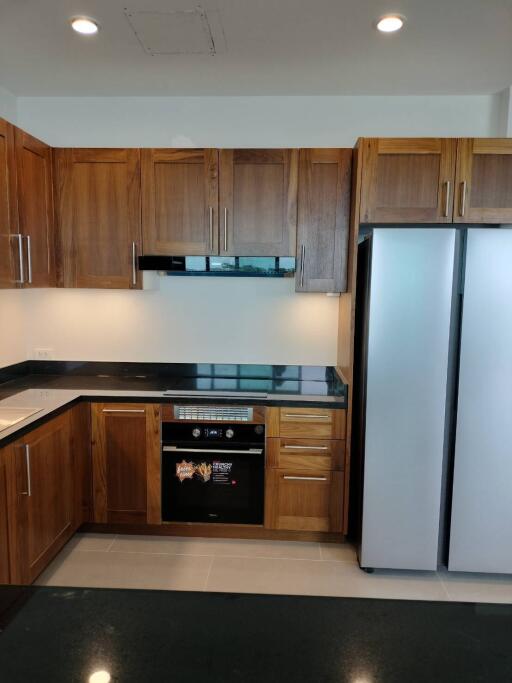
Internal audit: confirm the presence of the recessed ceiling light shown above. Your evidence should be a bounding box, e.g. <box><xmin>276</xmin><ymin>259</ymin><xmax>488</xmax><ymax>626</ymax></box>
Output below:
<box><xmin>70</xmin><ymin>17</ymin><xmax>100</xmax><ymax>35</ymax></box>
<box><xmin>376</xmin><ymin>15</ymin><xmax>405</xmax><ymax>33</ymax></box>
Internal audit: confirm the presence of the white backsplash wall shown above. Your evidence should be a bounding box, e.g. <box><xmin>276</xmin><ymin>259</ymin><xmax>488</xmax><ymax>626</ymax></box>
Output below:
<box><xmin>22</xmin><ymin>277</ymin><xmax>339</xmax><ymax>366</ymax></box>
<box><xmin>0</xmin><ymin>290</ymin><xmax>27</xmax><ymax>367</ymax></box>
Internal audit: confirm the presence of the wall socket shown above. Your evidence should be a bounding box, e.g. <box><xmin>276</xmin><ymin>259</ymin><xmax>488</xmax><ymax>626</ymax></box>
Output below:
<box><xmin>34</xmin><ymin>348</ymin><xmax>55</xmax><ymax>360</ymax></box>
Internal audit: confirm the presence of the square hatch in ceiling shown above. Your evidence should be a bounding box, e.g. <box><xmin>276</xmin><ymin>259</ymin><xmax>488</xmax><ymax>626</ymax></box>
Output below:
<box><xmin>125</xmin><ymin>7</ymin><xmax>217</xmax><ymax>55</ymax></box>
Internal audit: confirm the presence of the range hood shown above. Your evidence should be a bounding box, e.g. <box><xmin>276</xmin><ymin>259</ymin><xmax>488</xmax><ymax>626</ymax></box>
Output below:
<box><xmin>138</xmin><ymin>255</ymin><xmax>296</xmax><ymax>277</ymax></box>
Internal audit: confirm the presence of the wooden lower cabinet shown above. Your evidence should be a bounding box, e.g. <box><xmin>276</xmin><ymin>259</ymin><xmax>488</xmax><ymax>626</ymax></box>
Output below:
<box><xmin>91</xmin><ymin>403</ymin><xmax>161</xmax><ymax>525</ymax></box>
<box><xmin>265</xmin><ymin>468</ymin><xmax>343</xmax><ymax>533</ymax></box>
<box><xmin>6</xmin><ymin>411</ymin><xmax>77</xmax><ymax>584</ymax></box>
<box><xmin>0</xmin><ymin>447</ymin><xmax>11</xmax><ymax>583</ymax></box>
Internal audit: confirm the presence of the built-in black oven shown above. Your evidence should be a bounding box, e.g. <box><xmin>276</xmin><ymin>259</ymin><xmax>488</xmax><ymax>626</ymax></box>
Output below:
<box><xmin>161</xmin><ymin>406</ymin><xmax>265</xmax><ymax>525</ymax></box>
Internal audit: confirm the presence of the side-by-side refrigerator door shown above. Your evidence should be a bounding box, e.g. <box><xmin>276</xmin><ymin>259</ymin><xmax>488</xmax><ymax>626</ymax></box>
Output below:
<box><xmin>360</xmin><ymin>228</ymin><xmax>457</xmax><ymax>571</ymax></box>
<box><xmin>449</xmin><ymin>228</ymin><xmax>512</xmax><ymax>573</ymax></box>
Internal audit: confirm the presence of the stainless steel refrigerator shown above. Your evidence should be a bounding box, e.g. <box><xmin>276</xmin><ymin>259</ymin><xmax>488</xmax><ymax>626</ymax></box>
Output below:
<box><xmin>353</xmin><ymin>226</ymin><xmax>512</xmax><ymax>573</ymax></box>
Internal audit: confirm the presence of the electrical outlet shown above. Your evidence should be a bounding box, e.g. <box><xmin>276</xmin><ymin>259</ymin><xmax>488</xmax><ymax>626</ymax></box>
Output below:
<box><xmin>34</xmin><ymin>348</ymin><xmax>54</xmax><ymax>360</ymax></box>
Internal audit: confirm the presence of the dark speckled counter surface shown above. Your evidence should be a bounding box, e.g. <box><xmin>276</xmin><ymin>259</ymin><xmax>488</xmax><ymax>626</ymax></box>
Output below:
<box><xmin>0</xmin><ymin>361</ymin><xmax>347</xmax><ymax>447</ymax></box>
<box><xmin>0</xmin><ymin>585</ymin><xmax>511</xmax><ymax>682</ymax></box>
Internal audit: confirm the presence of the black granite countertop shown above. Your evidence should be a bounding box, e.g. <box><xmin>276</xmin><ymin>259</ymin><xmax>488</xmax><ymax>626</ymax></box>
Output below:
<box><xmin>0</xmin><ymin>585</ymin><xmax>510</xmax><ymax>682</ymax></box>
<box><xmin>0</xmin><ymin>361</ymin><xmax>348</xmax><ymax>447</ymax></box>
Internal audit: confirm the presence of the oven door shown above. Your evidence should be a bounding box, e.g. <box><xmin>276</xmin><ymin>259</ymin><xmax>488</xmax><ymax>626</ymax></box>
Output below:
<box><xmin>161</xmin><ymin>445</ymin><xmax>264</xmax><ymax>524</ymax></box>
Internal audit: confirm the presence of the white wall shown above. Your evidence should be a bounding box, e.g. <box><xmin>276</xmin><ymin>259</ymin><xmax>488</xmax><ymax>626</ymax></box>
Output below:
<box><xmin>0</xmin><ymin>291</ymin><xmax>27</xmax><ymax>367</ymax></box>
<box><xmin>22</xmin><ymin>277</ymin><xmax>339</xmax><ymax>365</ymax></box>
<box><xmin>2</xmin><ymin>92</ymin><xmax>506</xmax><ymax>368</ymax></box>
<box><xmin>0</xmin><ymin>85</ymin><xmax>17</xmax><ymax>124</ymax></box>
<box><xmin>17</xmin><ymin>94</ymin><xmax>501</xmax><ymax>147</ymax></box>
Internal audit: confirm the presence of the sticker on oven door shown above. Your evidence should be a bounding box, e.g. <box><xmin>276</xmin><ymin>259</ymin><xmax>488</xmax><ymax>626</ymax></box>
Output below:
<box><xmin>195</xmin><ymin>462</ymin><xmax>212</xmax><ymax>483</ymax></box>
<box><xmin>212</xmin><ymin>461</ymin><xmax>233</xmax><ymax>485</ymax></box>
<box><xmin>176</xmin><ymin>460</ymin><xmax>195</xmax><ymax>482</ymax></box>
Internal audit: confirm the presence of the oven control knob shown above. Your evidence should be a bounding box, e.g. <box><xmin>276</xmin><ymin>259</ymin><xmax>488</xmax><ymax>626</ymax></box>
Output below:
<box><xmin>192</xmin><ymin>428</ymin><xmax>201</xmax><ymax>438</ymax></box>
<box><xmin>226</xmin><ymin>429</ymin><xmax>234</xmax><ymax>439</ymax></box>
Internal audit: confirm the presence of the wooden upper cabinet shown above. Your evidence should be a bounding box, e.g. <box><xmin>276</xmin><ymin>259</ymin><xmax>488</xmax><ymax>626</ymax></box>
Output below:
<box><xmin>454</xmin><ymin>139</ymin><xmax>512</xmax><ymax>223</ymax></box>
<box><xmin>142</xmin><ymin>148</ymin><xmax>218</xmax><ymax>255</ymax></box>
<box><xmin>359</xmin><ymin>138</ymin><xmax>457</xmax><ymax>224</ymax></box>
<box><xmin>7</xmin><ymin>412</ymin><xmax>75</xmax><ymax>584</ymax></box>
<box><xmin>0</xmin><ymin>118</ymin><xmax>18</xmax><ymax>288</ymax></box>
<box><xmin>15</xmin><ymin>128</ymin><xmax>55</xmax><ymax>287</ymax></box>
<box><xmin>92</xmin><ymin>403</ymin><xmax>160</xmax><ymax>525</ymax></box>
<box><xmin>219</xmin><ymin>149</ymin><xmax>298</xmax><ymax>256</ymax></box>
<box><xmin>54</xmin><ymin>148</ymin><xmax>141</xmax><ymax>289</ymax></box>
<box><xmin>295</xmin><ymin>148</ymin><xmax>352</xmax><ymax>293</ymax></box>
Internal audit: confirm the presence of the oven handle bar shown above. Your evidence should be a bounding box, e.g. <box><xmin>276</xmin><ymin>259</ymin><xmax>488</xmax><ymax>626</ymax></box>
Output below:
<box><xmin>163</xmin><ymin>446</ymin><xmax>263</xmax><ymax>455</ymax></box>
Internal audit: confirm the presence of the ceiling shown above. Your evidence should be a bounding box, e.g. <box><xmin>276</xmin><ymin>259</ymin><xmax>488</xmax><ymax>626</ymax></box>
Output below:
<box><xmin>0</xmin><ymin>0</ymin><xmax>511</xmax><ymax>96</ymax></box>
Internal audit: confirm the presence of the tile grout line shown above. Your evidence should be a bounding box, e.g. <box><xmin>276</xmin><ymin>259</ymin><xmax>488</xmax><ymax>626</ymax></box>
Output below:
<box><xmin>106</xmin><ymin>535</ymin><xmax>118</xmax><ymax>552</ymax></box>
<box><xmin>202</xmin><ymin>556</ymin><xmax>215</xmax><ymax>592</ymax></box>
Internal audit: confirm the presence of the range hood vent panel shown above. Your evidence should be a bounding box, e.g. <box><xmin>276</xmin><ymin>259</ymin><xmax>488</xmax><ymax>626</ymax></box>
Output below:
<box><xmin>138</xmin><ymin>256</ymin><xmax>296</xmax><ymax>277</ymax></box>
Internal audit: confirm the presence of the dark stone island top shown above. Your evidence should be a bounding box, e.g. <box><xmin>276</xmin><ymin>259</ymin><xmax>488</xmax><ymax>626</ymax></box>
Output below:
<box><xmin>0</xmin><ymin>361</ymin><xmax>347</xmax><ymax>447</ymax></box>
<box><xmin>0</xmin><ymin>585</ymin><xmax>511</xmax><ymax>682</ymax></box>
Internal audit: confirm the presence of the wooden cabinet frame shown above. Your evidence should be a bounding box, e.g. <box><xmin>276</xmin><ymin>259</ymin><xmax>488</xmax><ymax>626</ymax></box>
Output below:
<box><xmin>0</xmin><ymin>117</ymin><xmax>18</xmax><ymax>288</ymax></box>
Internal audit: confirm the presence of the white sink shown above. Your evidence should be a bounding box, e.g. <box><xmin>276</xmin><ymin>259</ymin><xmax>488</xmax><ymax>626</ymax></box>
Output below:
<box><xmin>0</xmin><ymin>407</ymin><xmax>43</xmax><ymax>432</ymax></box>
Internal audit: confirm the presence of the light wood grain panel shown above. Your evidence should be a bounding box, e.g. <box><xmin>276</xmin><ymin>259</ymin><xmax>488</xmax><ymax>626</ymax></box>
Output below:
<box><xmin>15</xmin><ymin>128</ymin><xmax>55</xmax><ymax>287</ymax></box>
<box><xmin>219</xmin><ymin>149</ymin><xmax>298</xmax><ymax>256</ymax></box>
<box><xmin>279</xmin><ymin>407</ymin><xmax>346</xmax><ymax>439</ymax></box>
<box><xmin>54</xmin><ymin>148</ymin><xmax>141</xmax><ymax>288</ymax></box>
<box><xmin>142</xmin><ymin>148</ymin><xmax>218</xmax><ymax>255</ymax></box>
<box><xmin>359</xmin><ymin>138</ymin><xmax>457</xmax><ymax>223</ymax></box>
<box><xmin>265</xmin><ymin>407</ymin><xmax>280</xmax><ymax>437</ymax></box>
<box><xmin>146</xmin><ymin>404</ymin><xmax>162</xmax><ymax>525</ymax></box>
<box><xmin>0</xmin><ymin>118</ymin><xmax>18</xmax><ymax>288</ymax></box>
<box><xmin>295</xmin><ymin>148</ymin><xmax>352</xmax><ymax>293</ymax></box>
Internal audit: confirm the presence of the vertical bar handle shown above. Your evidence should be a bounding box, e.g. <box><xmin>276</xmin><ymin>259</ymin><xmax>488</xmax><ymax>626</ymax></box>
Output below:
<box><xmin>459</xmin><ymin>181</ymin><xmax>467</xmax><ymax>217</ymax></box>
<box><xmin>300</xmin><ymin>244</ymin><xmax>306</xmax><ymax>288</ymax></box>
<box><xmin>443</xmin><ymin>181</ymin><xmax>451</xmax><ymax>218</ymax></box>
<box><xmin>25</xmin><ymin>235</ymin><xmax>32</xmax><ymax>284</ymax></box>
<box><xmin>209</xmin><ymin>206</ymin><xmax>214</xmax><ymax>251</ymax></box>
<box><xmin>132</xmin><ymin>242</ymin><xmax>137</xmax><ymax>286</ymax></box>
<box><xmin>11</xmin><ymin>234</ymin><xmax>24</xmax><ymax>284</ymax></box>
<box><xmin>223</xmin><ymin>208</ymin><xmax>228</xmax><ymax>252</ymax></box>
<box><xmin>21</xmin><ymin>445</ymin><xmax>32</xmax><ymax>496</ymax></box>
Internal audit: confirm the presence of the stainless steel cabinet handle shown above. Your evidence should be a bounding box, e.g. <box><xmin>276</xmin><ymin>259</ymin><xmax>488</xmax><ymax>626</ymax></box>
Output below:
<box><xmin>11</xmin><ymin>234</ymin><xmax>24</xmax><ymax>283</ymax></box>
<box><xmin>283</xmin><ymin>445</ymin><xmax>328</xmax><ymax>451</ymax></box>
<box><xmin>300</xmin><ymin>243</ymin><xmax>305</xmax><ymax>288</ymax></box>
<box><xmin>163</xmin><ymin>446</ymin><xmax>263</xmax><ymax>455</ymax></box>
<box><xmin>21</xmin><ymin>445</ymin><xmax>32</xmax><ymax>496</ymax></box>
<box><xmin>459</xmin><ymin>181</ymin><xmax>467</xmax><ymax>217</ymax></box>
<box><xmin>102</xmin><ymin>408</ymin><xmax>145</xmax><ymax>414</ymax></box>
<box><xmin>131</xmin><ymin>242</ymin><xmax>137</xmax><ymax>286</ymax></box>
<box><xmin>283</xmin><ymin>475</ymin><xmax>327</xmax><ymax>482</ymax></box>
<box><xmin>209</xmin><ymin>207</ymin><xmax>214</xmax><ymax>251</ymax></box>
<box><xmin>25</xmin><ymin>235</ymin><xmax>33</xmax><ymax>284</ymax></box>
<box><xmin>223</xmin><ymin>208</ymin><xmax>228</xmax><ymax>251</ymax></box>
<box><xmin>283</xmin><ymin>413</ymin><xmax>329</xmax><ymax>419</ymax></box>
<box><xmin>444</xmin><ymin>181</ymin><xmax>451</xmax><ymax>218</ymax></box>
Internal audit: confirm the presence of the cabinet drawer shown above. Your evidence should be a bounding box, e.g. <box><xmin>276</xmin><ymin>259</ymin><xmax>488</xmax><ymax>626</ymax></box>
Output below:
<box><xmin>265</xmin><ymin>468</ymin><xmax>343</xmax><ymax>533</ymax></box>
<box><xmin>278</xmin><ymin>407</ymin><xmax>346</xmax><ymax>439</ymax></box>
<box><xmin>266</xmin><ymin>438</ymin><xmax>344</xmax><ymax>471</ymax></box>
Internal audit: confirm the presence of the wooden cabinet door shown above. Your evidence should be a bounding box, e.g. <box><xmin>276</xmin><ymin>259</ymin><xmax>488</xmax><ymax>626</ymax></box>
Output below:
<box><xmin>54</xmin><ymin>148</ymin><xmax>141</xmax><ymax>288</ymax></box>
<box><xmin>92</xmin><ymin>404</ymin><xmax>160</xmax><ymax>525</ymax></box>
<box><xmin>8</xmin><ymin>412</ymin><xmax>75</xmax><ymax>584</ymax></box>
<box><xmin>219</xmin><ymin>149</ymin><xmax>298</xmax><ymax>256</ymax></box>
<box><xmin>0</xmin><ymin>118</ymin><xmax>18</xmax><ymax>289</ymax></box>
<box><xmin>142</xmin><ymin>149</ymin><xmax>218</xmax><ymax>255</ymax></box>
<box><xmin>265</xmin><ymin>469</ymin><xmax>343</xmax><ymax>532</ymax></box>
<box><xmin>454</xmin><ymin>139</ymin><xmax>512</xmax><ymax>223</ymax></box>
<box><xmin>295</xmin><ymin>149</ymin><xmax>352</xmax><ymax>292</ymax></box>
<box><xmin>359</xmin><ymin>138</ymin><xmax>457</xmax><ymax>224</ymax></box>
<box><xmin>0</xmin><ymin>447</ymin><xmax>11</xmax><ymax>583</ymax></box>
<box><xmin>15</xmin><ymin>128</ymin><xmax>55</xmax><ymax>287</ymax></box>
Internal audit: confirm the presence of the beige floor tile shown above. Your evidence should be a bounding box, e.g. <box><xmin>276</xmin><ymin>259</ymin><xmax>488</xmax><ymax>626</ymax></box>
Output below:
<box><xmin>319</xmin><ymin>542</ymin><xmax>357</xmax><ymax>563</ymax></box>
<box><xmin>67</xmin><ymin>533</ymin><xmax>117</xmax><ymax>552</ymax></box>
<box><xmin>440</xmin><ymin>571</ymin><xmax>512</xmax><ymax>604</ymax></box>
<box><xmin>110</xmin><ymin>535</ymin><xmax>321</xmax><ymax>560</ymax></box>
<box><xmin>36</xmin><ymin>549</ymin><xmax>213</xmax><ymax>592</ymax></box>
<box><xmin>205</xmin><ymin>556</ymin><xmax>448</xmax><ymax>600</ymax></box>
